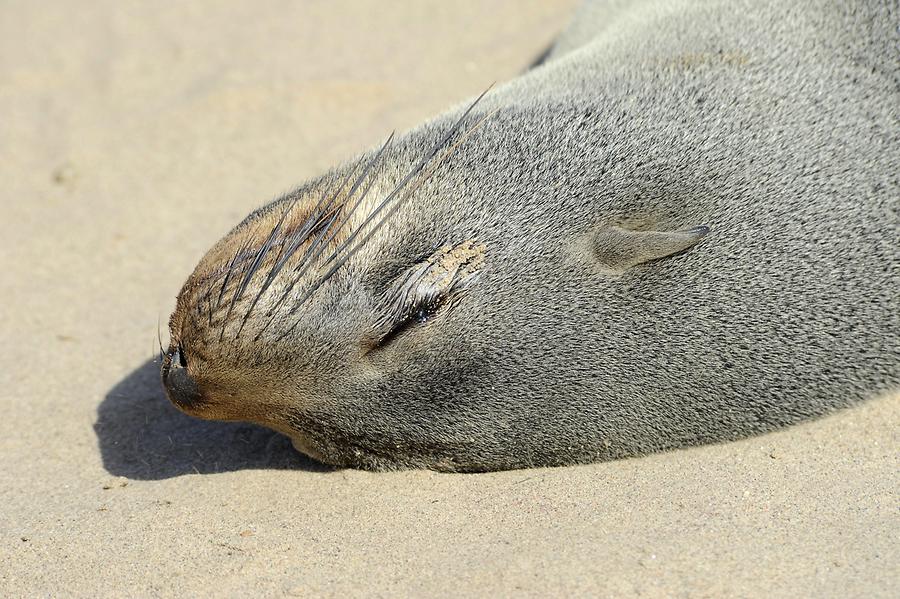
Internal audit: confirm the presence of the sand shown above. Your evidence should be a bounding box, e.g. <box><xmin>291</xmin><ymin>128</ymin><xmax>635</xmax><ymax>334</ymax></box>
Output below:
<box><xmin>1</xmin><ymin>1</ymin><xmax>897</xmax><ymax>596</ymax></box>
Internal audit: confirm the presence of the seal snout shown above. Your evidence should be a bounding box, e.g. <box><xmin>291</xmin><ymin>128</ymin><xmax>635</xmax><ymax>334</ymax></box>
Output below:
<box><xmin>162</xmin><ymin>346</ymin><xmax>203</xmax><ymax>409</ymax></box>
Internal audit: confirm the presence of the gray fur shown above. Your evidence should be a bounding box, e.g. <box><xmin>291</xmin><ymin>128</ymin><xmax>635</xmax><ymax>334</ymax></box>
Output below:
<box><xmin>164</xmin><ymin>0</ymin><xmax>899</xmax><ymax>471</ymax></box>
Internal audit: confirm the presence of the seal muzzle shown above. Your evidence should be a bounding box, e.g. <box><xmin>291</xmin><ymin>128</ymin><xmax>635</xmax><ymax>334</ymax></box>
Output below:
<box><xmin>162</xmin><ymin>347</ymin><xmax>202</xmax><ymax>408</ymax></box>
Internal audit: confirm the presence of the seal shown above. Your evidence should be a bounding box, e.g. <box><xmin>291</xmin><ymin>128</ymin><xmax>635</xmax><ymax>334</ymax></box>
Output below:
<box><xmin>161</xmin><ymin>0</ymin><xmax>899</xmax><ymax>471</ymax></box>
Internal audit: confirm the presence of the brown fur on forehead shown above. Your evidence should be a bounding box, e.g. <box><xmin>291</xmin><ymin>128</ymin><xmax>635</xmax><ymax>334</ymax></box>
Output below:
<box><xmin>196</xmin><ymin>194</ymin><xmax>343</xmax><ymax>288</ymax></box>
<box><xmin>191</xmin><ymin>156</ymin><xmax>406</xmax><ymax>294</ymax></box>
<box><xmin>172</xmin><ymin>183</ymin><xmax>363</xmax><ymax>325</ymax></box>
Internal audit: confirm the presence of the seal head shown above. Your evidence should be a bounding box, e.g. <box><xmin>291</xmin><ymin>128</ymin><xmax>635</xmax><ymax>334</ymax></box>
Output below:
<box><xmin>161</xmin><ymin>0</ymin><xmax>899</xmax><ymax>471</ymax></box>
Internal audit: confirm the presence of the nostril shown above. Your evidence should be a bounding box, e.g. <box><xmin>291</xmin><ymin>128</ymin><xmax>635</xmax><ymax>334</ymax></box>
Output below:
<box><xmin>177</xmin><ymin>344</ymin><xmax>188</xmax><ymax>368</ymax></box>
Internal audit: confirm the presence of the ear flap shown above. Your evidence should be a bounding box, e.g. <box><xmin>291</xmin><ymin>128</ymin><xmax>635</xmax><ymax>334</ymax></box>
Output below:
<box><xmin>593</xmin><ymin>225</ymin><xmax>710</xmax><ymax>270</ymax></box>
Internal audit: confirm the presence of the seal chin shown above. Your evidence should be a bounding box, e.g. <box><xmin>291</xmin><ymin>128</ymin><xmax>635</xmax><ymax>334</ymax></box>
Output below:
<box><xmin>290</xmin><ymin>434</ymin><xmax>327</xmax><ymax>463</ymax></box>
<box><xmin>161</xmin><ymin>348</ymin><xmax>204</xmax><ymax>412</ymax></box>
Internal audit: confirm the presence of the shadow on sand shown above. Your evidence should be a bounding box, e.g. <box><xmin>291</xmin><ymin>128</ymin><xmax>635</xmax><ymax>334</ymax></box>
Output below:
<box><xmin>95</xmin><ymin>358</ymin><xmax>329</xmax><ymax>480</ymax></box>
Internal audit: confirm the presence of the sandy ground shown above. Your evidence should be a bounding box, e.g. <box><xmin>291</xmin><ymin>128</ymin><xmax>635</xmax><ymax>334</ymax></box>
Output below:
<box><xmin>1</xmin><ymin>1</ymin><xmax>897</xmax><ymax>597</ymax></box>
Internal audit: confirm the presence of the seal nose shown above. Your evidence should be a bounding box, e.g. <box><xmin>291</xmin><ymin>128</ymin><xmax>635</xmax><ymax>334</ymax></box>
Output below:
<box><xmin>163</xmin><ymin>347</ymin><xmax>202</xmax><ymax>407</ymax></box>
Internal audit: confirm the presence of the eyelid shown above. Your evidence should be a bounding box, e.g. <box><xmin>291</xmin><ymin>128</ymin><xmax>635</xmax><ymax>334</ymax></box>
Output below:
<box><xmin>367</xmin><ymin>239</ymin><xmax>485</xmax><ymax>350</ymax></box>
<box><xmin>366</xmin><ymin>294</ymin><xmax>446</xmax><ymax>351</ymax></box>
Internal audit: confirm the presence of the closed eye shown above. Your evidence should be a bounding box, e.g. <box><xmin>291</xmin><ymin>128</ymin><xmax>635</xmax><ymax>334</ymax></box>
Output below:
<box><xmin>413</xmin><ymin>305</ymin><xmax>434</xmax><ymax>324</ymax></box>
<box><xmin>369</xmin><ymin>294</ymin><xmax>446</xmax><ymax>350</ymax></box>
<box><xmin>364</xmin><ymin>239</ymin><xmax>484</xmax><ymax>353</ymax></box>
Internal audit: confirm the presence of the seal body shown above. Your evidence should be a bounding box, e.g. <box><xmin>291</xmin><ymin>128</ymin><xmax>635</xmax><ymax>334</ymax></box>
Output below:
<box><xmin>162</xmin><ymin>0</ymin><xmax>899</xmax><ymax>471</ymax></box>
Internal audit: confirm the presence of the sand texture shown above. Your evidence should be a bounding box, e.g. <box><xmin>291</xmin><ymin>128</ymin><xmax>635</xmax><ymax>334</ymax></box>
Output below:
<box><xmin>1</xmin><ymin>1</ymin><xmax>897</xmax><ymax>596</ymax></box>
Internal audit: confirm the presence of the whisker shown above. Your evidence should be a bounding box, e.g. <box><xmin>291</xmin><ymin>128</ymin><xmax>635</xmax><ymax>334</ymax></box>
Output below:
<box><xmin>232</xmin><ymin>195</ymin><xmax>305</xmax><ymax>338</ymax></box>
<box><xmin>320</xmin><ymin>87</ymin><xmax>493</xmax><ymax>274</ymax></box>
<box><xmin>194</xmin><ymin>284</ymin><xmax>213</xmax><ymax>327</ymax></box>
<box><xmin>226</xmin><ymin>198</ymin><xmax>299</xmax><ymax>332</ymax></box>
<box><xmin>254</xmin><ymin>178</ymin><xmax>350</xmax><ymax>306</ymax></box>
<box><xmin>311</xmin><ymin>132</ymin><xmax>396</xmax><ymax>261</ymax></box>
<box><xmin>157</xmin><ymin>315</ymin><xmax>165</xmax><ymax>362</ymax></box>
<box><xmin>252</xmin><ymin>135</ymin><xmax>393</xmax><ymax>340</ymax></box>
<box><xmin>295</xmin><ymin>107</ymin><xmax>498</xmax><ymax>316</ymax></box>
<box><xmin>265</xmin><ymin>139</ymin><xmax>388</xmax><ymax>317</ymax></box>
<box><xmin>215</xmin><ymin>244</ymin><xmax>244</xmax><ymax>310</ymax></box>
<box><xmin>215</xmin><ymin>245</ymin><xmax>249</xmax><ymax>341</ymax></box>
<box><xmin>251</xmin><ymin>210</ymin><xmax>342</xmax><ymax>342</ymax></box>
<box><xmin>216</xmin><ymin>217</ymin><xmax>269</xmax><ymax>341</ymax></box>
<box><xmin>273</xmin><ymin>87</ymin><xmax>496</xmax><ymax>342</ymax></box>
<box><xmin>266</xmin><ymin>135</ymin><xmax>394</xmax><ymax>310</ymax></box>
<box><xmin>206</xmin><ymin>284</ymin><xmax>214</xmax><ymax>327</ymax></box>
<box><xmin>258</xmin><ymin>164</ymin><xmax>361</xmax><ymax>318</ymax></box>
